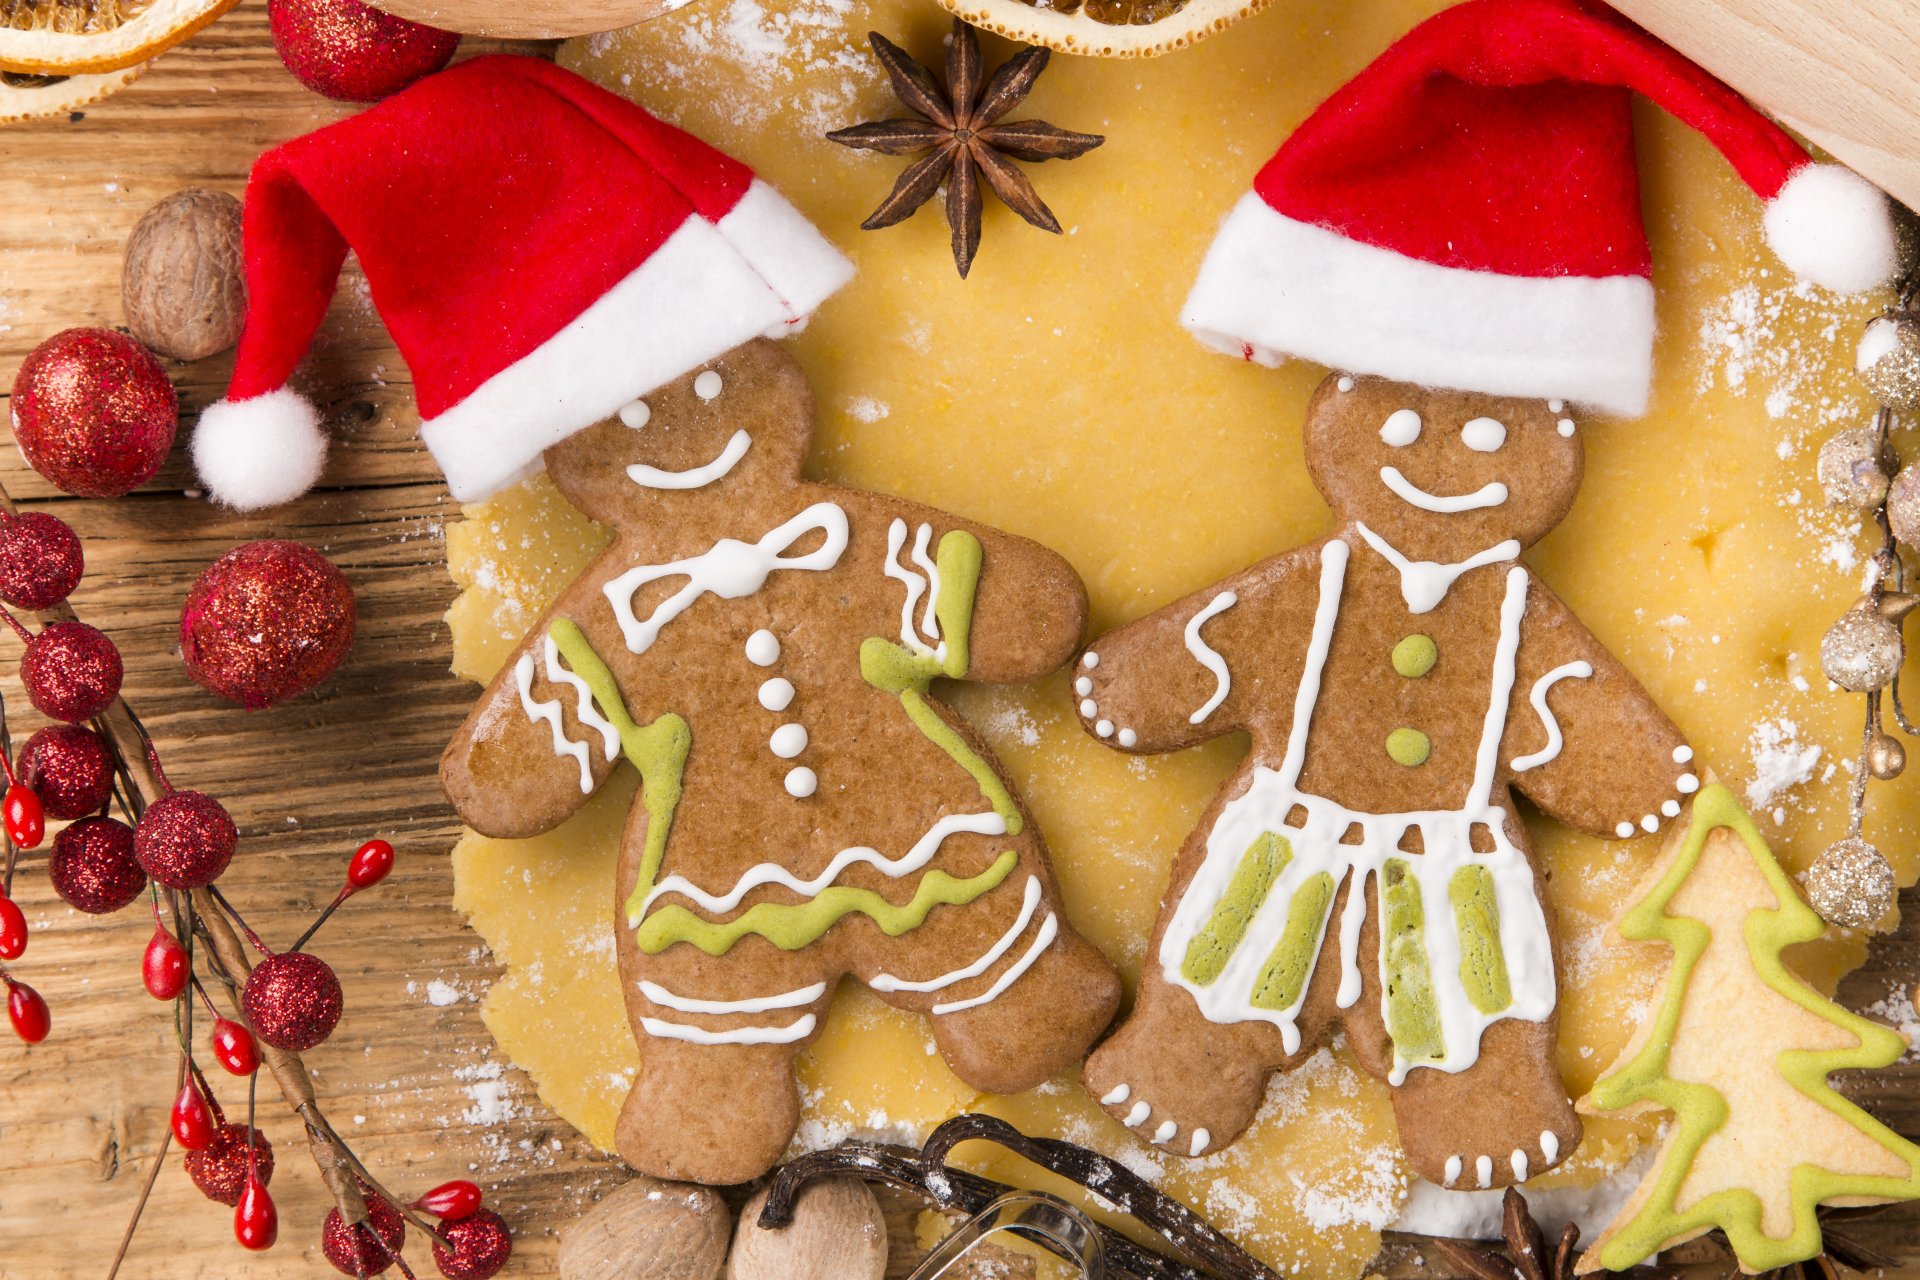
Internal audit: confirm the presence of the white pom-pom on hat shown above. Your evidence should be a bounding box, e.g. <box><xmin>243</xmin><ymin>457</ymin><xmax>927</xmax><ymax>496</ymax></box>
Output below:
<box><xmin>1764</xmin><ymin>164</ymin><xmax>1901</xmax><ymax>295</ymax></box>
<box><xmin>191</xmin><ymin>388</ymin><xmax>327</xmax><ymax>511</ymax></box>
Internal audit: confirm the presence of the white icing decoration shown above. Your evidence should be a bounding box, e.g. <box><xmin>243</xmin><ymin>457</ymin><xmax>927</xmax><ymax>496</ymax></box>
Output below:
<box><xmin>758</xmin><ymin>678</ymin><xmax>795</xmax><ymax>712</ymax></box>
<box><xmin>1444</xmin><ymin>1156</ymin><xmax>1463</xmax><ymax>1187</ymax></box>
<box><xmin>931</xmin><ymin>913</ymin><xmax>1058</xmax><ymax>1016</ymax></box>
<box><xmin>1677</xmin><ymin>772</ymin><xmax>1700</xmax><ymax>794</ymax></box>
<box><xmin>1511</xmin><ymin>1150</ymin><xmax>1530</xmax><ymax>1181</ymax></box>
<box><xmin>1354</xmin><ymin>522</ymin><xmax>1521</xmax><ymax>614</ymax></box>
<box><xmin>1082</xmin><ymin>652</ymin><xmax>1099</xmax><ymax>669</ymax></box>
<box><xmin>642</xmin><ymin>810</ymin><xmax>1006</xmax><ymax>919</ymax></box>
<box><xmin>1118</xmin><ymin>728</ymin><xmax>1138</xmax><ymax>748</ymax></box>
<box><xmin>784</xmin><ymin>767</ymin><xmax>818</xmax><ymax>799</ymax></box>
<box><xmin>1158</xmin><ymin>547</ymin><xmax>1555</xmax><ymax>1085</ymax></box>
<box><xmin>638</xmin><ymin>980</ymin><xmax>826</xmax><ymax>1014</ymax></box>
<box><xmin>1183</xmin><ymin>590</ymin><xmax>1238</xmax><ymax>725</ymax></box>
<box><xmin>514</xmin><ymin>636</ymin><xmax>621</xmax><ymax>794</ymax></box>
<box><xmin>1661</xmin><ymin>799</ymin><xmax>1680</xmax><ymax>818</ymax></box>
<box><xmin>1509</xmin><ymin>660</ymin><xmax>1593</xmax><ymax>773</ymax></box>
<box><xmin>746</xmin><ymin>629</ymin><xmax>780</xmax><ymax>666</ymax></box>
<box><xmin>1548</xmin><ymin>400</ymin><xmax>1565</xmax><ymax>413</ymax></box>
<box><xmin>1557</xmin><ymin>418</ymin><xmax>1576</xmax><ymax>438</ymax></box>
<box><xmin>1190</xmin><ymin>1129</ymin><xmax>1210</xmax><ymax>1156</ymax></box>
<box><xmin>618</xmin><ymin>399</ymin><xmax>651</xmax><ymax>429</ymax></box>
<box><xmin>873</xmin><ymin>877</ymin><xmax>1043</xmax><ymax>994</ymax></box>
<box><xmin>1476</xmin><ymin>1156</ymin><xmax>1494</xmax><ymax>1189</ymax></box>
<box><xmin>1075</xmin><ymin>677</ymin><xmax>1093</xmax><ymax>696</ymax></box>
<box><xmin>1079</xmin><ymin>699</ymin><xmax>1097</xmax><ymax>717</ymax></box>
<box><xmin>604</xmin><ymin>504</ymin><xmax>848</xmax><ymax>656</ymax></box>
<box><xmin>627</xmin><ymin>429</ymin><xmax>750</xmax><ymax>490</ymax></box>
<box><xmin>640</xmin><ymin>1013</ymin><xmax>815</xmax><ymax>1045</ymax></box>
<box><xmin>883</xmin><ymin>519</ymin><xmax>948</xmax><ymax>660</ymax></box>
<box><xmin>1540</xmin><ymin>1130</ymin><xmax>1559</xmax><ymax>1164</ymax></box>
<box><xmin>1641</xmin><ymin>813</ymin><xmax>1659</xmax><ymax>833</ymax></box>
<box><xmin>1460</xmin><ymin>417</ymin><xmax>1507</xmax><ymax>452</ymax></box>
<box><xmin>693</xmin><ymin>370</ymin><xmax>724</xmax><ymax>400</ymax></box>
<box><xmin>1152</xmin><ymin>1121</ymin><xmax>1177</xmax><ymax>1144</ymax></box>
<box><xmin>1379</xmin><ymin>465</ymin><xmax>1509</xmax><ymax>513</ymax></box>
<box><xmin>1380</xmin><ymin>408</ymin><xmax>1422</xmax><ymax>446</ymax></box>
<box><xmin>1096</xmin><ymin>720</ymin><xmax>1114</xmax><ymax>738</ymax></box>
<box><xmin>1101</xmin><ymin>1084</ymin><xmax>1130</xmax><ymax>1106</ymax></box>
<box><xmin>1124</xmin><ymin>1102</ymin><xmax>1150</xmax><ymax>1128</ymax></box>
<box><xmin>1616</xmin><ymin>822</ymin><xmax>1634</xmax><ymax>838</ymax></box>
<box><xmin>1673</xmin><ymin>745</ymin><xmax>1693</xmax><ymax>764</ymax></box>
<box><xmin>1337</xmin><ymin>376</ymin><xmax>1355</xmax><ymax>392</ymax></box>
<box><xmin>770</xmin><ymin>723</ymin><xmax>808</xmax><ymax>759</ymax></box>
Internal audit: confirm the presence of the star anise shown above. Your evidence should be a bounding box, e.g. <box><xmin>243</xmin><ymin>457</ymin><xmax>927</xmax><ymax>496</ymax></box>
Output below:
<box><xmin>827</xmin><ymin>19</ymin><xmax>1104</xmax><ymax>279</ymax></box>
<box><xmin>1431</xmin><ymin>1189</ymin><xmax>1583</xmax><ymax>1280</ymax></box>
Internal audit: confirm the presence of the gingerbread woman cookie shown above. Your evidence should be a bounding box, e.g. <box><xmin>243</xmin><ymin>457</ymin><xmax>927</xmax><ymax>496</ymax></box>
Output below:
<box><xmin>1075</xmin><ymin>376</ymin><xmax>1694</xmax><ymax>1188</ymax></box>
<box><xmin>442</xmin><ymin>340</ymin><xmax>1121</xmax><ymax>1184</ymax></box>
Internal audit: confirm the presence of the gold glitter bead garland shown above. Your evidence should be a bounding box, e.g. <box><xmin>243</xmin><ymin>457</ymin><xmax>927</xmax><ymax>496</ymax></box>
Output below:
<box><xmin>1806</xmin><ymin>836</ymin><xmax>1899</xmax><ymax>929</ymax></box>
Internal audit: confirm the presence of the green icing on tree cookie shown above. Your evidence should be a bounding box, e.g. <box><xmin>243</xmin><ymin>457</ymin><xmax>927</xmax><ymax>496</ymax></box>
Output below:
<box><xmin>1380</xmin><ymin>858</ymin><xmax>1442</xmax><ymax>1066</ymax></box>
<box><xmin>1585</xmin><ymin>784</ymin><xmax>1920</xmax><ymax>1272</ymax></box>
<box><xmin>1181</xmin><ymin>832</ymin><xmax>1290</xmax><ymax>986</ymax></box>
<box><xmin>1250</xmin><ymin>869</ymin><xmax>1334</xmax><ymax>1012</ymax></box>
<box><xmin>547</xmin><ymin>618</ymin><xmax>691</xmax><ymax>925</ymax></box>
<box><xmin>635</xmin><ymin>850</ymin><xmax>1021</xmax><ymax>956</ymax></box>
<box><xmin>1449</xmin><ymin>864</ymin><xmax>1512</xmax><ymax>1014</ymax></box>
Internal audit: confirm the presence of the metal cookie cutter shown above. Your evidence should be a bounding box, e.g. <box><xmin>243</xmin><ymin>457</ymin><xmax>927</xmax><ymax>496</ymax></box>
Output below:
<box><xmin>909</xmin><ymin>1189</ymin><xmax>1108</xmax><ymax>1280</ymax></box>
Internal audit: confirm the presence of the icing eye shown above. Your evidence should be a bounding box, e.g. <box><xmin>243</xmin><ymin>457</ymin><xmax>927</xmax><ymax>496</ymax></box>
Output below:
<box><xmin>1380</xmin><ymin>409</ymin><xmax>1421</xmax><ymax>447</ymax></box>
<box><xmin>618</xmin><ymin>399</ymin><xmax>651</xmax><ymax>429</ymax></box>
<box><xmin>1460</xmin><ymin>417</ymin><xmax>1506</xmax><ymax>452</ymax></box>
<box><xmin>694</xmin><ymin>370</ymin><xmax>724</xmax><ymax>401</ymax></box>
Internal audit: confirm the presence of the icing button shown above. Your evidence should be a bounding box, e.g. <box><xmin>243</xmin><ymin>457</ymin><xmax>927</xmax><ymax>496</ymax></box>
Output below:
<box><xmin>1075</xmin><ymin>676</ymin><xmax>1093</xmax><ymax>696</ymax></box>
<box><xmin>745</xmin><ymin>629</ymin><xmax>780</xmax><ymax>666</ymax></box>
<box><xmin>1674</xmin><ymin>744</ymin><xmax>1694</xmax><ymax>764</ymax></box>
<box><xmin>1640</xmin><ymin>813</ymin><xmax>1659</xmax><ymax>833</ymax></box>
<box><xmin>770</xmin><ymin>724</ymin><xmax>808</xmax><ymax>759</ymax></box>
<box><xmin>757</xmin><ymin>677</ymin><xmax>795</xmax><ymax>712</ymax></box>
<box><xmin>1118</xmin><ymin>728</ymin><xmax>1138</xmax><ymax>748</ymax></box>
<box><xmin>1096</xmin><ymin>720</ymin><xmax>1114</xmax><ymax>738</ymax></box>
<box><xmin>1661</xmin><ymin>799</ymin><xmax>1681</xmax><ymax>818</ymax></box>
<box><xmin>1677</xmin><ymin>772</ymin><xmax>1700</xmax><ymax>794</ymax></box>
<box><xmin>1615</xmin><ymin>821</ymin><xmax>1634</xmax><ymax>839</ymax></box>
<box><xmin>1079</xmin><ymin>698</ymin><xmax>1097</xmax><ymax>718</ymax></box>
<box><xmin>1082</xmin><ymin>652</ymin><xmax>1099</xmax><ymax>669</ymax></box>
<box><xmin>1386</xmin><ymin>727</ymin><xmax>1431</xmax><ymax>767</ymax></box>
<box><xmin>1391</xmin><ymin>633</ymin><xmax>1438</xmax><ymax>678</ymax></box>
<box><xmin>783</xmin><ymin>767</ymin><xmax>818</xmax><ymax>799</ymax></box>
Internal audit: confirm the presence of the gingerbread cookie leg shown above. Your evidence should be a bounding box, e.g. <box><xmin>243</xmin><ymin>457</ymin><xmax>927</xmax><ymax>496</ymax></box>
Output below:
<box><xmin>1390</xmin><ymin>1016</ymin><xmax>1578</xmax><ymax>1191</ymax></box>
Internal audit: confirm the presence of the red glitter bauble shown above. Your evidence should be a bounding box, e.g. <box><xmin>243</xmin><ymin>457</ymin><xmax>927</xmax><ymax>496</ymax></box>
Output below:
<box><xmin>185</xmin><ymin>1124</ymin><xmax>275</xmax><ymax>1207</ymax></box>
<box><xmin>18</xmin><ymin>724</ymin><xmax>113</xmax><ymax>820</ymax></box>
<box><xmin>242</xmin><ymin>951</ymin><xmax>343</xmax><ymax>1052</ymax></box>
<box><xmin>269</xmin><ymin>0</ymin><xmax>458</xmax><ymax>102</ymax></box>
<box><xmin>0</xmin><ymin>512</ymin><xmax>83</xmax><ymax>610</ymax></box>
<box><xmin>134</xmin><ymin>790</ymin><xmax>238</xmax><ymax>890</ymax></box>
<box><xmin>431</xmin><ymin>1208</ymin><xmax>510</xmax><ymax>1280</ymax></box>
<box><xmin>181</xmin><ymin>540</ymin><xmax>357</xmax><ymax>710</ymax></box>
<box><xmin>8</xmin><ymin>328</ymin><xmax>177</xmax><ymax>498</ymax></box>
<box><xmin>48</xmin><ymin>817</ymin><xmax>144</xmax><ymax>914</ymax></box>
<box><xmin>322</xmin><ymin>1191</ymin><xmax>407</xmax><ymax>1277</ymax></box>
<box><xmin>21</xmin><ymin>621</ymin><xmax>122</xmax><ymax>723</ymax></box>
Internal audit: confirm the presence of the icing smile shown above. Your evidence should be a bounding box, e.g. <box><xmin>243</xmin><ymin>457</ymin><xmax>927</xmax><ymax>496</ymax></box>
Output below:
<box><xmin>1379</xmin><ymin>465</ymin><xmax>1508</xmax><ymax>513</ymax></box>
<box><xmin>627</xmin><ymin>428</ymin><xmax>752</xmax><ymax>489</ymax></box>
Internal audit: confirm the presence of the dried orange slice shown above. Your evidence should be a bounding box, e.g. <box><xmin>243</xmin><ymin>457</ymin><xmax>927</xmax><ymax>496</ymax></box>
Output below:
<box><xmin>938</xmin><ymin>0</ymin><xmax>1271</xmax><ymax>57</ymax></box>
<box><xmin>0</xmin><ymin>0</ymin><xmax>238</xmax><ymax>76</ymax></box>
<box><xmin>0</xmin><ymin>62</ymin><xmax>142</xmax><ymax>120</ymax></box>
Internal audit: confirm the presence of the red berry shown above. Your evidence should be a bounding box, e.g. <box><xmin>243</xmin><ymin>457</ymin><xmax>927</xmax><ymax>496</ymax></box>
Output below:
<box><xmin>48</xmin><ymin>816</ymin><xmax>145</xmax><ymax>914</ymax></box>
<box><xmin>0</xmin><ymin>894</ymin><xmax>26</xmax><ymax>960</ymax></box>
<box><xmin>347</xmin><ymin>838</ymin><xmax>394</xmax><ymax>891</ymax></box>
<box><xmin>242</xmin><ymin>950</ymin><xmax>342</xmax><ymax>1051</ymax></box>
<box><xmin>235</xmin><ymin>1168</ymin><xmax>279</xmax><ymax>1250</ymax></box>
<box><xmin>322</xmin><ymin>1190</ymin><xmax>407</xmax><ymax>1277</ymax></box>
<box><xmin>210</xmin><ymin>1016</ymin><xmax>259</xmax><ymax>1075</ymax></box>
<box><xmin>431</xmin><ymin>1208</ymin><xmax>510</xmax><ymax>1280</ymax></box>
<box><xmin>171</xmin><ymin>1082</ymin><xmax>215</xmax><ymax>1151</ymax></box>
<box><xmin>18</xmin><ymin>724</ymin><xmax>113</xmax><ymax>820</ymax></box>
<box><xmin>134</xmin><ymin>790</ymin><xmax>237</xmax><ymax>890</ymax></box>
<box><xmin>180</xmin><ymin>540</ymin><xmax>357</xmax><ymax>710</ymax></box>
<box><xmin>143</xmin><ymin>926</ymin><xmax>188</xmax><ymax>1000</ymax></box>
<box><xmin>412</xmin><ymin>1179</ymin><xmax>483</xmax><ymax>1222</ymax></box>
<box><xmin>8</xmin><ymin>328</ymin><xmax>178</xmax><ymax>498</ymax></box>
<box><xmin>3</xmin><ymin>784</ymin><xmax>44</xmax><ymax>850</ymax></box>
<box><xmin>6</xmin><ymin>978</ymin><xmax>49</xmax><ymax>1042</ymax></box>
<box><xmin>269</xmin><ymin>0</ymin><xmax>458</xmax><ymax>102</ymax></box>
<box><xmin>21</xmin><ymin>620</ymin><xmax>123</xmax><ymax>723</ymax></box>
<box><xmin>0</xmin><ymin>511</ymin><xmax>84</xmax><ymax>610</ymax></box>
<box><xmin>184</xmin><ymin>1123</ymin><xmax>273</xmax><ymax>1206</ymax></box>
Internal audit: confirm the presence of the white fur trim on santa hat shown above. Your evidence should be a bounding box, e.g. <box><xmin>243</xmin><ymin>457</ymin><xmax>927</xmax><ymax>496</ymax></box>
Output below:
<box><xmin>1763</xmin><ymin>164</ymin><xmax>1899</xmax><ymax>296</ymax></box>
<box><xmin>1182</xmin><ymin>195</ymin><xmax>1658</xmax><ymax>416</ymax></box>
<box><xmin>420</xmin><ymin>181</ymin><xmax>851</xmax><ymax>503</ymax></box>
<box><xmin>192</xmin><ymin>387</ymin><xmax>328</xmax><ymax>511</ymax></box>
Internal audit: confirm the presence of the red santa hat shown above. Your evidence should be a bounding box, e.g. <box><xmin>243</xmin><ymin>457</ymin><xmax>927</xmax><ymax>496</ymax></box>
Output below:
<box><xmin>194</xmin><ymin>55</ymin><xmax>853</xmax><ymax>510</ymax></box>
<box><xmin>1181</xmin><ymin>0</ymin><xmax>1901</xmax><ymax>417</ymax></box>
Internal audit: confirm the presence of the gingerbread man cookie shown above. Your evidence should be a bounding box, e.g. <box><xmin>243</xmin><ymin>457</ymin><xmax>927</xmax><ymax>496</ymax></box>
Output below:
<box><xmin>1075</xmin><ymin>376</ymin><xmax>1694</xmax><ymax>1188</ymax></box>
<box><xmin>442</xmin><ymin>340</ymin><xmax>1121</xmax><ymax>1185</ymax></box>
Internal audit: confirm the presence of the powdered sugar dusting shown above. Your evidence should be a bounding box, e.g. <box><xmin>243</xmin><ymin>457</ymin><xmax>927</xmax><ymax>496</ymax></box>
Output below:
<box><xmin>1745</xmin><ymin>716</ymin><xmax>1822</xmax><ymax>811</ymax></box>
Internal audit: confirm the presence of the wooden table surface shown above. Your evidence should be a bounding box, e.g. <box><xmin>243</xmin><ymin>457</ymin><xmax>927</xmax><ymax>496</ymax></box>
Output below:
<box><xmin>2</xmin><ymin>7</ymin><xmax>1919</xmax><ymax>1278</ymax></box>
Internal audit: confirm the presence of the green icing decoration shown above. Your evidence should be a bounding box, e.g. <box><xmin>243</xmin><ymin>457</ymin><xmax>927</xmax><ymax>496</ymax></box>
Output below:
<box><xmin>1386</xmin><ymin>727</ymin><xmax>1431</xmax><ymax>767</ymax></box>
<box><xmin>636</xmin><ymin>850</ymin><xmax>1020</xmax><ymax>956</ymax></box>
<box><xmin>1380</xmin><ymin>859</ymin><xmax>1443</xmax><ymax>1065</ymax></box>
<box><xmin>1181</xmin><ymin>833</ymin><xmax>1290</xmax><ymax>986</ymax></box>
<box><xmin>548</xmin><ymin>619</ymin><xmax>691</xmax><ymax>923</ymax></box>
<box><xmin>1448</xmin><ymin>865</ymin><xmax>1512</xmax><ymax>1015</ymax></box>
<box><xmin>1250</xmin><ymin>870</ymin><xmax>1334</xmax><ymax>1012</ymax></box>
<box><xmin>1586</xmin><ymin>784</ymin><xmax>1920</xmax><ymax>1272</ymax></box>
<box><xmin>859</xmin><ymin>529</ymin><xmax>1021</xmax><ymax>834</ymax></box>
<box><xmin>1392</xmin><ymin>634</ymin><xmax>1438</xmax><ymax>678</ymax></box>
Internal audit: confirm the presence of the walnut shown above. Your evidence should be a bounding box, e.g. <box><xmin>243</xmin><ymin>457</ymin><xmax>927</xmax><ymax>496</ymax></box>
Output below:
<box><xmin>122</xmin><ymin>188</ymin><xmax>245</xmax><ymax>362</ymax></box>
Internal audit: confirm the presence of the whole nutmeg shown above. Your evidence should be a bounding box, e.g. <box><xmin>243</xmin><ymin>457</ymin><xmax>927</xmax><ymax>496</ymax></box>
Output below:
<box><xmin>1804</xmin><ymin>836</ymin><xmax>1897</xmax><ymax>929</ymax></box>
<box><xmin>558</xmin><ymin>1176</ymin><xmax>730</xmax><ymax>1280</ymax></box>
<box><xmin>1858</xmin><ymin>315</ymin><xmax>1920</xmax><ymax>411</ymax></box>
<box><xmin>123</xmin><ymin>189</ymin><xmax>245</xmax><ymax>361</ymax></box>
<box><xmin>727</xmin><ymin>1179</ymin><xmax>886</xmax><ymax>1280</ymax></box>
<box><xmin>1816</xmin><ymin>426</ymin><xmax>1894</xmax><ymax>511</ymax></box>
<box><xmin>1821</xmin><ymin>606</ymin><xmax>1905</xmax><ymax>692</ymax></box>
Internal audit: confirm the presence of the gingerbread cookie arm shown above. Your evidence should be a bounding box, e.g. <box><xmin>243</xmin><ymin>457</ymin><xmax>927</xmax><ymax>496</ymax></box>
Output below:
<box><xmin>1501</xmin><ymin>573</ymin><xmax>1697</xmax><ymax>840</ymax></box>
